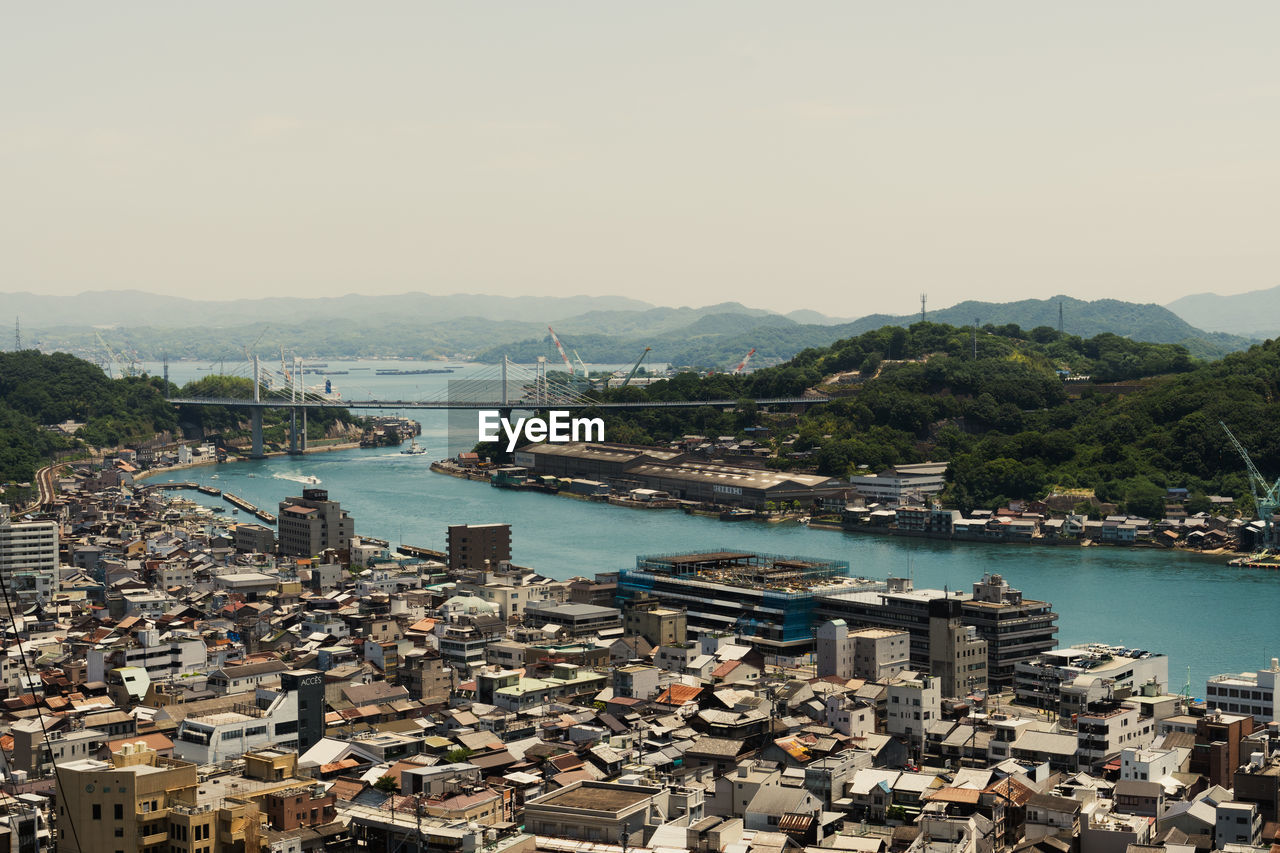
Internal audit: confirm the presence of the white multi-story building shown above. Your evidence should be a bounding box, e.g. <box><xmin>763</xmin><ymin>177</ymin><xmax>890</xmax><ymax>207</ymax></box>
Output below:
<box><xmin>1119</xmin><ymin>747</ymin><xmax>1182</xmax><ymax>782</ymax></box>
<box><xmin>1015</xmin><ymin>644</ymin><xmax>1169</xmax><ymax>712</ymax></box>
<box><xmin>886</xmin><ymin>671</ymin><xmax>940</xmax><ymax>740</ymax></box>
<box><xmin>816</xmin><ymin>620</ymin><xmax>909</xmax><ymax>682</ymax></box>
<box><xmin>1076</xmin><ymin>701</ymin><xmax>1156</xmax><ymax>770</ymax></box>
<box><xmin>0</xmin><ymin>504</ymin><xmax>58</xmax><ymax>583</ymax></box>
<box><xmin>173</xmin><ymin>685</ymin><xmax>301</xmax><ymax>764</ymax></box>
<box><xmin>849</xmin><ymin>463</ymin><xmax>947</xmax><ymax>506</ymax></box>
<box><xmin>453</xmin><ymin>567</ymin><xmax>571</xmax><ymax>619</ymax></box>
<box><xmin>87</xmin><ymin>629</ymin><xmax>206</xmax><ymax>684</ymax></box>
<box><xmin>1215</xmin><ymin>801</ymin><xmax>1261</xmax><ymax>849</ymax></box>
<box><xmin>1206</xmin><ymin>658</ymin><xmax>1280</xmax><ymax>722</ymax></box>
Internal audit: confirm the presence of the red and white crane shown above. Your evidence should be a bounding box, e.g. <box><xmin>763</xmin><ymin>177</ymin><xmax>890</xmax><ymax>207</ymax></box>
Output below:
<box><xmin>548</xmin><ymin>326</ymin><xmax>573</xmax><ymax>375</ymax></box>
<box><xmin>732</xmin><ymin>348</ymin><xmax>756</xmax><ymax>374</ymax></box>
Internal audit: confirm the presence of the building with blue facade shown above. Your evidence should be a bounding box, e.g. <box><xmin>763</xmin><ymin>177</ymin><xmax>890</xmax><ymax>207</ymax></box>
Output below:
<box><xmin>618</xmin><ymin>551</ymin><xmax>864</xmax><ymax>660</ymax></box>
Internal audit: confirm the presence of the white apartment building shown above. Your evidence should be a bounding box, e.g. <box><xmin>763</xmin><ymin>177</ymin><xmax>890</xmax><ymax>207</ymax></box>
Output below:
<box><xmin>816</xmin><ymin>620</ymin><xmax>909</xmax><ymax>682</ymax></box>
<box><xmin>1206</xmin><ymin>658</ymin><xmax>1280</xmax><ymax>722</ymax></box>
<box><xmin>0</xmin><ymin>504</ymin><xmax>58</xmax><ymax>583</ymax></box>
<box><xmin>87</xmin><ymin>629</ymin><xmax>206</xmax><ymax>684</ymax></box>
<box><xmin>1076</xmin><ymin>701</ymin><xmax>1156</xmax><ymax>770</ymax></box>
<box><xmin>886</xmin><ymin>672</ymin><xmax>940</xmax><ymax>740</ymax></box>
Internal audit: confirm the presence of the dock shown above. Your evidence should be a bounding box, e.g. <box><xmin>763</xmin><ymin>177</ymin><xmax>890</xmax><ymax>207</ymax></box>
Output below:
<box><xmin>148</xmin><ymin>482</ymin><xmax>276</xmax><ymax>524</ymax></box>
<box><xmin>396</xmin><ymin>543</ymin><xmax>446</xmax><ymax>560</ymax></box>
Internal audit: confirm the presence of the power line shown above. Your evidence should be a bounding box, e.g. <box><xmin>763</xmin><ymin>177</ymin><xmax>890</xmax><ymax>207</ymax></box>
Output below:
<box><xmin>0</xmin><ymin>577</ymin><xmax>84</xmax><ymax>853</ymax></box>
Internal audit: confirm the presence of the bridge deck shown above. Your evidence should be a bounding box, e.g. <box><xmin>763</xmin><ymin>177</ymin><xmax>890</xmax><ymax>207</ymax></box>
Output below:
<box><xmin>165</xmin><ymin>396</ymin><xmax>828</xmax><ymax>410</ymax></box>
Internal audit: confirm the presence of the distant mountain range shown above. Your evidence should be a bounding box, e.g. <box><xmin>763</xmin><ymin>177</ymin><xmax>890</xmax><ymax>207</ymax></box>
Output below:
<box><xmin>479</xmin><ymin>295</ymin><xmax>1256</xmax><ymax>366</ymax></box>
<box><xmin>0</xmin><ymin>290</ymin><xmax>651</xmax><ymax>328</ymax></box>
<box><xmin>4</xmin><ymin>289</ymin><xmax>1259</xmax><ymax>367</ymax></box>
<box><xmin>1166</xmin><ymin>284</ymin><xmax>1280</xmax><ymax>337</ymax></box>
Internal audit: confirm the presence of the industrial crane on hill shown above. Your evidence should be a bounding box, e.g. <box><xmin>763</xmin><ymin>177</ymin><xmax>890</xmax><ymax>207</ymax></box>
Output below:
<box><xmin>1221</xmin><ymin>421</ymin><xmax>1280</xmax><ymax>548</ymax></box>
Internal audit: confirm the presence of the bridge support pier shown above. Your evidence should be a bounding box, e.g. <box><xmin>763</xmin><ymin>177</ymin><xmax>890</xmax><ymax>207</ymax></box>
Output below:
<box><xmin>250</xmin><ymin>408</ymin><xmax>265</xmax><ymax>459</ymax></box>
<box><xmin>301</xmin><ymin>408</ymin><xmax>308</xmax><ymax>452</ymax></box>
<box><xmin>288</xmin><ymin>408</ymin><xmax>300</xmax><ymax>455</ymax></box>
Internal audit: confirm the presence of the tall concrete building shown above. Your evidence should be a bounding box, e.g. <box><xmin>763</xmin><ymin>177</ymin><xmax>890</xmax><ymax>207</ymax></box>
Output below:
<box><xmin>928</xmin><ymin>598</ymin><xmax>988</xmax><ymax>698</ymax></box>
<box><xmin>816</xmin><ymin>620</ymin><xmax>909</xmax><ymax>682</ymax></box>
<box><xmin>57</xmin><ymin>742</ymin><xmax>283</xmax><ymax>853</ymax></box>
<box><xmin>818</xmin><ymin>573</ymin><xmax>1056</xmax><ymax>689</ymax></box>
<box><xmin>56</xmin><ymin>744</ymin><xmax>200</xmax><ymax>853</ymax></box>
<box><xmin>0</xmin><ymin>504</ymin><xmax>58</xmax><ymax>584</ymax></box>
<box><xmin>447</xmin><ymin>523</ymin><xmax>512</xmax><ymax>570</ymax></box>
<box><xmin>1206</xmin><ymin>658</ymin><xmax>1280</xmax><ymax>722</ymax></box>
<box><xmin>276</xmin><ymin>489</ymin><xmax>354</xmax><ymax>557</ymax></box>
<box><xmin>624</xmin><ymin>593</ymin><xmax>687</xmax><ymax>647</ymax></box>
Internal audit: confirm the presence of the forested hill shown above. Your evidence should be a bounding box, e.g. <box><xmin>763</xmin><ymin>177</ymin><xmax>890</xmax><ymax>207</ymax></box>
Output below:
<box><xmin>587</xmin><ymin>322</ymin><xmax>1280</xmax><ymax>517</ymax></box>
<box><xmin>0</xmin><ymin>352</ymin><xmax>358</xmax><ymax>486</ymax></box>
<box><xmin>0</xmin><ymin>351</ymin><xmax>179</xmax><ymax>485</ymax></box>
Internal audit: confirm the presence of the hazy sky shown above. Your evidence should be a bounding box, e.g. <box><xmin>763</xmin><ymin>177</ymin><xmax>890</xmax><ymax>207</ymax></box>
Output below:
<box><xmin>3</xmin><ymin>3</ymin><xmax>1277</xmax><ymax>316</ymax></box>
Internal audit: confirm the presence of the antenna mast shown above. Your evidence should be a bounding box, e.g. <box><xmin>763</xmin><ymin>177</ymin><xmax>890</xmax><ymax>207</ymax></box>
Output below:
<box><xmin>920</xmin><ymin>293</ymin><xmax>927</xmax><ymax>323</ymax></box>
<box><xmin>13</xmin><ymin>318</ymin><xmax>20</xmax><ymax>351</ymax></box>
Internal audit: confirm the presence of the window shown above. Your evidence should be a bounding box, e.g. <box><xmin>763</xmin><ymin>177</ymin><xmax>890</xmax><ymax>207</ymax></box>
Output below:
<box><xmin>93</xmin><ymin>805</ymin><xmax>101</xmax><ymax>820</ymax></box>
<box><xmin>114</xmin><ymin>804</ymin><xmax>123</xmax><ymax>820</ymax></box>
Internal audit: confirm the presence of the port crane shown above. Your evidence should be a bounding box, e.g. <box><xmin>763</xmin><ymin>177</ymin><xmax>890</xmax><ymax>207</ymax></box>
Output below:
<box><xmin>94</xmin><ymin>331</ymin><xmax>133</xmax><ymax>379</ymax></box>
<box><xmin>732</xmin><ymin>348</ymin><xmax>756</xmax><ymax>374</ymax></box>
<box><xmin>620</xmin><ymin>347</ymin><xmax>652</xmax><ymax>387</ymax></box>
<box><xmin>1221</xmin><ymin>421</ymin><xmax>1280</xmax><ymax>548</ymax></box>
<box><xmin>548</xmin><ymin>326</ymin><xmax>574</xmax><ymax>375</ymax></box>
<box><xmin>572</xmin><ymin>349</ymin><xmax>589</xmax><ymax>378</ymax></box>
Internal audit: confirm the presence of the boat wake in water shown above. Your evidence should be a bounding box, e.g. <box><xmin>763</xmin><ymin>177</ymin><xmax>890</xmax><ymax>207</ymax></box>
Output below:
<box><xmin>272</xmin><ymin>472</ymin><xmax>321</xmax><ymax>485</ymax></box>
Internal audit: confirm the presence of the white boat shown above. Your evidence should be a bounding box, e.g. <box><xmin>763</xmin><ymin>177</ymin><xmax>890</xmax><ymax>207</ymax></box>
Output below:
<box><xmin>401</xmin><ymin>437</ymin><xmax>426</xmax><ymax>455</ymax></box>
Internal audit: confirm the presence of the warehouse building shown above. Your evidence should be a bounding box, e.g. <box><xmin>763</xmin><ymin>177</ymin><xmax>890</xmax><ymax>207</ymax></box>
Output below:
<box><xmin>514</xmin><ymin>442</ymin><xmax>850</xmax><ymax>509</ymax></box>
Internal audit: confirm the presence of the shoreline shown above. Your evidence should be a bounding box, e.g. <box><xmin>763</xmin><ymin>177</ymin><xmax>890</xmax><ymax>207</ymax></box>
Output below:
<box><xmin>428</xmin><ymin>460</ymin><xmax>1245</xmax><ymax>565</ymax></box>
<box><xmin>133</xmin><ymin>441</ymin><xmax>361</xmax><ymax>483</ymax></box>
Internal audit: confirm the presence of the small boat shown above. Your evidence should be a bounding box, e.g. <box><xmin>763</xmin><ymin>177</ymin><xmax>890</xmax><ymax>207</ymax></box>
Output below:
<box><xmin>304</xmin><ymin>475</ymin><xmax>320</xmax><ymax>484</ymax></box>
<box><xmin>401</xmin><ymin>438</ymin><xmax>426</xmax><ymax>455</ymax></box>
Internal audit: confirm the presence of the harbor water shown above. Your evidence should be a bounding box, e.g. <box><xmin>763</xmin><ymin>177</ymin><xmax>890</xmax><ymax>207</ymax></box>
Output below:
<box><xmin>144</xmin><ymin>360</ymin><xmax>1276</xmax><ymax>696</ymax></box>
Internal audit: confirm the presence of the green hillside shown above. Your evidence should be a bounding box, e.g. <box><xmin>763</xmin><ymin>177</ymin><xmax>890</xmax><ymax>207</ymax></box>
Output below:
<box><xmin>0</xmin><ymin>350</ymin><xmax>179</xmax><ymax>485</ymax></box>
<box><xmin>0</xmin><ymin>351</ymin><xmax>361</xmax><ymax>486</ymax></box>
<box><xmin>589</xmin><ymin>322</ymin><xmax>1275</xmax><ymax>517</ymax></box>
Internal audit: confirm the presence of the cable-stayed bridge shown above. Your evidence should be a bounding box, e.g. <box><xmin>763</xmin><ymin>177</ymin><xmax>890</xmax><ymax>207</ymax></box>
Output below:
<box><xmin>167</xmin><ymin>356</ymin><xmax>828</xmax><ymax>458</ymax></box>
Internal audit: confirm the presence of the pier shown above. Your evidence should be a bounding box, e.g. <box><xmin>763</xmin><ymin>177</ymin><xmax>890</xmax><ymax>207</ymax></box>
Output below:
<box><xmin>148</xmin><ymin>482</ymin><xmax>277</xmax><ymax>524</ymax></box>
